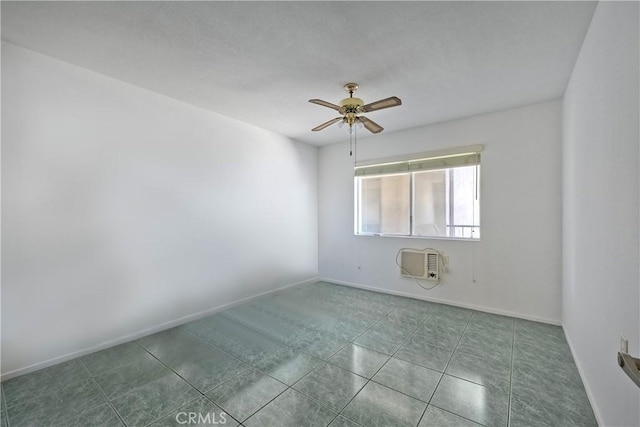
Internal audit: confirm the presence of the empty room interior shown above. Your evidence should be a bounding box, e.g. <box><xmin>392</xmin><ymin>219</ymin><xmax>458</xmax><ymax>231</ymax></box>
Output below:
<box><xmin>1</xmin><ymin>1</ymin><xmax>639</xmax><ymax>427</ymax></box>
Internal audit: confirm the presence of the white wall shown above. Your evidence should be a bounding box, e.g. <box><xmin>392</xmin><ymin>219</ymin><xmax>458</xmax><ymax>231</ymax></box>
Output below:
<box><xmin>319</xmin><ymin>100</ymin><xmax>562</xmax><ymax>323</ymax></box>
<box><xmin>1</xmin><ymin>43</ymin><xmax>318</xmax><ymax>377</ymax></box>
<box><xmin>562</xmin><ymin>2</ymin><xmax>640</xmax><ymax>426</ymax></box>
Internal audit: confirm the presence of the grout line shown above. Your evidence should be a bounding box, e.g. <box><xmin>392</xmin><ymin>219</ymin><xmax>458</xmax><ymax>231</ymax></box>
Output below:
<box><xmin>415</xmin><ymin>309</ymin><xmax>474</xmax><ymax>427</ymax></box>
<box><xmin>143</xmin><ymin>394</ymin><xmax>243</xmax><ymax>427</ymax></box>
<box><xmin>220</xmin><ymin>384</ymin><xmax>288</xmax><ymax>425</ymax></box>
<box><xmin>85</xmin><ymin>375</ymin><xmax>128</xmax><ymax>427</ymax></box>
<box><xmin>79</xmin><ymin>352</ymin><xmax>163</xmax><ymax>427</ymax></box>
<box><xmin>426</xmin><ymin>403</ymin><xmax>485</xmax><ymax>426</ymax></box>
<box><xmin>232</xmin><ymin>295</ymin><xmax>393</xmax><ymax>426</ymax></box>
<box><xmin>176</xmin><ymin>308</ymin><xmax>357</xmax><ymax>423</ymax></box>
<box><xmin>298</xmin><ymin>305</ymin><xmax>417</xmax><ymax>427</ymax></box>
<box><xmin>33</xmin><ymin>361</ymin><xmax>120</xmax><ymax>427</ymax></box>
<box><xmin>126</xmin><ymin>340</ymin><xmax>250</xmax><ymax>427</ymax></box>
<box><xmin>290</xmin><ymin>307</ymin><xmax>396</xmax><ymax>426</ymax></box>
<box><xmin>335</xmin><ymin>307</ymin><xmax>434</xmax><ymax>426</ymax></box>
<box><xmin>80</xmin><ymin>346</ymin><xmax>202</xmax><ymax>426</ymax></box>
<box><xmin>2</xmin><ymin>383</ymin><xmax>11</xmax><ymax>427</ymax></box>
<box><xmin>507</xmin><ymin>320</ymin><xmax>516</xmax><ymax>427</ymax></box>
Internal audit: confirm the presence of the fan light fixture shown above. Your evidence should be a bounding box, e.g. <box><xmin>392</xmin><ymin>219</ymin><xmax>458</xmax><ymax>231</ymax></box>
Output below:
<box><xmin>309</xmin><ymin>83</ymin><xmax>402</xmax><ymax>156</ymax></box>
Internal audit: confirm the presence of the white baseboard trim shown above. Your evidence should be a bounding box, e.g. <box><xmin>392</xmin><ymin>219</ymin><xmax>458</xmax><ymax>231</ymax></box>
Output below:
<box><xmin>1</xmin><ymin>276</ymin><xmax>318</xmax><ymax>381</ymax></box>
<box><xmin>563</xmin><ymin>330</ymin><xmax>603</xmax><ymax>427</ymax></box>
<box><xmin>318</xmin><ymin>277</ymin><xmax>561</xmax><ymax>326</ymax></box>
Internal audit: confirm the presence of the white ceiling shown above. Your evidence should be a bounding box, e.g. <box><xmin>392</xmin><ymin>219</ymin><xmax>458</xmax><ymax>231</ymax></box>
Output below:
<box><xmin>1</xmin><ymin>1</ymin><xmax>597</xmax><ymax>145</ymax></box>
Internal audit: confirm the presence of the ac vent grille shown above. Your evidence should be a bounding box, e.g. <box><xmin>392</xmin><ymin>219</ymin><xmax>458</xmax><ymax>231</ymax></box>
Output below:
<box><xmin>399</xmin><ymin>249</ymin><xmax>440</xmax><ymax>282</ymax></box>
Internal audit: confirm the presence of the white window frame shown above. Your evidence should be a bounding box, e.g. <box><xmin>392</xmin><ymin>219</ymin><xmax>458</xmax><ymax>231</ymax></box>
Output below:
<box><xmin>354</xmin><ymin>145</ymin><xmax>482</xmax><ymax>241</ymax></box>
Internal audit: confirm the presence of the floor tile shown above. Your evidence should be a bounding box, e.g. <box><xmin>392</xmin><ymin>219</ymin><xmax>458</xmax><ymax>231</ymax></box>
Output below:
<box><xmin>456</xmin><ymin>327</ymin><xmax>513</xmax><ymax>363</ymax></box>
<box><xmin>386</xmin><ymin>308</ymin><xmax>430</xmax><ymax>328</ymax></box>
<box><xmin>0</xmin><ymin>391</ymin><xmax>6</xmax><ymax>427</ymax></box>
<box><xmin>430</xmin><ymin>374</ymin><xmax>509</xmax><ymax>427</ymax></box>
<box><xmin>7</xmin><ymin>378</ymin><xmax>106</xmax><ymax>427</ymax></box>
<box><xmin>93</xmin><ymin>351</ymin><xmax>170</xmax><ymax>399</ymax></box>
<box><xmin>430</xmin><ymin>305</ymin><xmax>473</xmax><ymax>329</ymax></box>
<box><xmin>3</xmin><ymin>360</ymin><xmax>90</xmax><ymax>408</ymax></box>
<box><xmin>206</xmin><ymin>368</ymin><xmax>287</xmax><ymax>422</ymax></box>
<box><xmin>511</xmin><ymin>359</ymin><xmax>595</xmax><ymax>426</ymax></box>
<box><xmin>319</xmin><ymin>320</ymin><xmax>365</xmax><ymax>342</ymax></box>
<box><xmin>328</xmin><ymin>344</ymin><xmax>389</xmax><ymax>378</ymax></box>
<box><xmin>185</xmin><ymin>315</ymin><xmax>287</xmax><ymax>366</ymax></box>
<box><xmin>342</xmin><ymin>381</ymin><xmax>427</xmax><ymax>427</ymax></box>
<box><xmin>464</xmin><ymin>319</ymin><xmax>514</xmax><ymax>342</ymax></box>
<box><xmin>136</xmin><ymin>327</ymin><xmax>216</xmax><ymax>366</ymax></box>
<box><xmin>515</xmin><ymin>319</ymin><xmax>566</xmax><ymax>346</ymax></box>
<box><xmin>468</xmin><ymin>312</ymin><xmax>514</xmax><ymax>333</ymax></box>
<box><xmin>292</xmin><ymin>329</ymin><xmax>349</xmax><ymax>359</ymax></box>
<box><xmin>169</xmin><ymin>347</ymin><xmax>249</xmax><ymax>393</ymax></box>
<box><xmin>513</xmin><ymin>332</ymin><xmax>573</xmax><ymax>363</ymax></box>
<box><xmin>413</xmin><ymin>322</ymin><xmax>464</xmax><ymax>349</ymax></box>
<box><xmin>395</xmin><ymin>335</ymin><xmax>453</xmax><ymax>372</ymax></box>
<box><xmin>353</xmin><ymin>324</ymin><xmax>408</xmax><ymax>355</ymax></box>
<box><xmin>0</xmin><ymin>282</ymin><xmax>597</xmax><ymax>427</ymax></box>
<box><xmin>393</xmin><ymin>300</ymin><xmax>433</xmax><ymax>317</ymax></box>
<box><xmin>252</xmin><ymin>348</ymin><xmax>322</xmax><ymax>385</ymax></box>
<box><xmin>293</xmin><ymin>363</ymin><xmax>367</xmax><ymax>412</ymax></box>
<box><xmin>222</xmin><ymin>305</ymin><xmax>314</xmax><ymax>346</ymax></box>
<box><xmin>512</xmin><ymin>352</ymin><xmax>584</xmax><ymax>397</ymax></box>
<box><xmin>510</xmin><ymin>393</ymin><xmax>597</xmax><ymax>427</ymax></box>
<box><xmin>219</xmin><ymin>329</ymin><xmax>288</xmax><ymax>366</ymax></box>
<box><xmin>329</xmin><ymin>415</ymin><xmax>364</xmax><ymax>427</ymax></box>
<box><xmin>65</xmin><ymin>403</ymin><xmax>124</xmax><ymax>427</ymax></box>
<box><xmin>110</xmin><ymin>373</ymin><xmax>200</xmax><ymax>427</ymax></box>
<box><xmin>372</xmin><ymin>357</ymin><xmax>442</xmax><ymax>402</ymax></box>
<box><xmin>149</xmin><ymin>396</ymin><xmax>239</xmax><ymax>427</ymax></box>
<box><xmin>445</xmin><ymin>349</ymin><xmax>511</xmax><ymax>391</ymax></box>
<box><xmin>80</xmin><ymin>342</ymin><xmax>149</xmax><ymax>377</ymax></box>
<box><xmin>419</xmin><ymin>405</ymin><xmax>481</xmax><ymax>426</ymax></box>
<box><xmin>422</xmin><ymin>316</ymin><xmax>469</xmax><ymax>336</ymax></box>
<box><xmin>244</xmin><ymin>389</ymin><xmax>337</xmax><ymax>427</ymax></box>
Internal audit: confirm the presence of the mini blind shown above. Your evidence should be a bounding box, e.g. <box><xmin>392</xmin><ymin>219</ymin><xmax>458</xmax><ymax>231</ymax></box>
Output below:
<box><xmin>354</xmin><ymin>145</ymin><xmax>483</xmax><ymax>177</ymax></box>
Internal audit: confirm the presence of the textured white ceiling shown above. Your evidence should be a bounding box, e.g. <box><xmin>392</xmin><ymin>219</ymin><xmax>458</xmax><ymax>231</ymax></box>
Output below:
<box><xmin>1</xmin><ymin>1</ymin><xmax>596</xmax><ymax>145</ymax></box>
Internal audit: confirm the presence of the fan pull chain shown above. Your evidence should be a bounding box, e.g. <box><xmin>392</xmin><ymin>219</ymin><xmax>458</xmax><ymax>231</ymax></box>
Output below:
<box><xmin>349</xmin><ymin>125</ymin><xmax>353</xmax><ymax>156</ymax></box>
<box><xmin>354</xmin><ymin>123</ymin><xmax>358</xmax><ymax>162</ymax></box>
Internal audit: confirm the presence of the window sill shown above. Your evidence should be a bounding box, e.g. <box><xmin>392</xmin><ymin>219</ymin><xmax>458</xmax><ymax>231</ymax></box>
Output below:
<box><xmin>354</xmin><ymin>233</ymin><xmax>481</xmax><ymax>242</ymax></box>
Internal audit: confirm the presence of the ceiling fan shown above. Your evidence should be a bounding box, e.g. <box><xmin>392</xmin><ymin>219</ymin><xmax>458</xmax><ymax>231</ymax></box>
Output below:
<box><xmin>309</xmin><ymin>83</ymin><xmax>402</xmax><ymax>134</ymax></box>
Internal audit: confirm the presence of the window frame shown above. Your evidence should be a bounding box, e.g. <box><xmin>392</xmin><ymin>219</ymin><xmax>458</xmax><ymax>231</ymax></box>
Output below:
<box><xmin>353</xmin><ymin>145</ymin><xmax>482</xmax><ymax>241</ymax></box>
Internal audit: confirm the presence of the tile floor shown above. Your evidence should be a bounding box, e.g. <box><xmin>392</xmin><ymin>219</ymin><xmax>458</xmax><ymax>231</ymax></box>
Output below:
<box><xmin>1</xmin><ymin>281</ymin><xmax>597</xmax><ymax>426</ymax></box>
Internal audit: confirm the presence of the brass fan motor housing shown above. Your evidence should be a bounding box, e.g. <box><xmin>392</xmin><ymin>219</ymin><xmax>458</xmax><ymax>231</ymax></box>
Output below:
<box><xmin>339</xmin><ymin>97</ymin><xmax>364</xmax><ymax>117</ymax></box>
<box><xmin>340</xmin><ymin>83</ymin><xmax>364</xmax><ymax>118</ymax></box>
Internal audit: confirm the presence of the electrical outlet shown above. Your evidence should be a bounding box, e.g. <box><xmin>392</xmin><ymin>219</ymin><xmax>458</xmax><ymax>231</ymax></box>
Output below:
<box><xmin>443</xmin><ymin>256</ymin><xmax>450</xmax><ymax>267</ymax></box>
<box><xmin>621</xmin><ymin>335</ymin><xmax>629</xmax><ymax>353</ymax></box>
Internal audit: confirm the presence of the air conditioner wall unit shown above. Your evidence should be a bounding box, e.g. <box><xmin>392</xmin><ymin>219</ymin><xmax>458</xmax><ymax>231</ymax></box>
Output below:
<box><xmin>399</xmin><ymin>249</ymin><xmax>440</xmax><ymax>282</ymax></box>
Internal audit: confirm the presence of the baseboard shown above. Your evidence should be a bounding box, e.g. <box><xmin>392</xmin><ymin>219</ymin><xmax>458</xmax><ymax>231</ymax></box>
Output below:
<box><xmin>563</xmin><ymin>330</ymin><xmax>604</xmax><ymax>427</ymax></box>
<box><xmin>319</xmin><ymin>277</ymin><xmax>561</xmax><ymax>326</ymax></box>
<box><xmin>1</xmin><ymin>276</ymin><xmax>318</xmax><ymax>382</ymax></box>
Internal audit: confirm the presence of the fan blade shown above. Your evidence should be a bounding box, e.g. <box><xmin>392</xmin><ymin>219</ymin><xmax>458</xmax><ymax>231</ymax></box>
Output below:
<box><xmin>358</xmin><ymin>116</ymin><xmax>384</xmax><ymax>134</ymax></box>
<box><xmin>312</xmin><ymin>117</ymin><xmax>344</xmax><ymax>132</ymax></box>
<box><xmin>309</xmin><ymin>99</ymin><xmax>341</xmax><ymax>112</ymax></box>
<box><xmin>362</xmin><ymin>96</ymin><xmax>402</xmax><ymax>113</ymax></box>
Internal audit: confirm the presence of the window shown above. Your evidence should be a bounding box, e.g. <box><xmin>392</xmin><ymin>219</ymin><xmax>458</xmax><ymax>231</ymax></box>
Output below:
<box><xmin>355</xmin><ymin>147</ymin><xmax>481</xmax><ymax>239</ymax></box>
